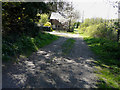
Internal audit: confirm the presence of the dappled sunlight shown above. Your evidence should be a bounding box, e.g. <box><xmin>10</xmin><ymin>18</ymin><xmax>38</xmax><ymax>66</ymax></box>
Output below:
<box><xmin>12</xmin><ymin>74</ymin><xmax>27</xmax><ymax>85</ymax></box>
<box><xmin>48</xmin><ymin>31</ymin><xmax>80</xmax><ymax>38</ymax></box>
<box><xmin>64</xmin><ymin>58</ymin><xmax>76</xmax><ymax>63</ymax></box>
<box><xmin>44</xmin><ymin>53</ymin><xmax>52</xmax><ymax>59</ymax></box>
<box><xmin>60</xmin><ymin>73</ymin><xmax>71</xmax><ymax>83</ymax></box>
<box><xmin>2</xmin><ymin>1</ymin><xmax>120</xmax><ymax>88</ymax></box>
<box><xmin>24</xmin><ymin>61</ymin><xmax>36</xmax><ymax>74</ymax></box>
<box><xmin>37</xmin><ymin>50</ymin><xmax>47</xmax><ymax>55</ymax></box>
<box><xmin>84</xmin><ymin>84</ymin><xmax>90</xmax><ymax>88</ymax></box>
<box><xmin>3</xmin><ymin>31</ymin><xmax>97</xmax><ymax>88</ymax></box>
<box><xmin>24</xmin><ymin>61</ymin><xmax>35</xmax><ymax>68</ymax></box>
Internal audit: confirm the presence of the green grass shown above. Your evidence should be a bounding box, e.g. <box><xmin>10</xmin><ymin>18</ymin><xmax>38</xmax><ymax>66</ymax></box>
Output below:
<box><xmin>2</xmin><ymin>32</ymin><xmax>58</xmax><ymax>62</ymax></box>
<box><xmin>61</xmin><ymin>38</ymin><xmax>75</xmax><ymax>55</ymax></box>
<box><xmin>82</xmin><ymin>35</ymin><xmax>120</xmax><ymax>89</ymax></box>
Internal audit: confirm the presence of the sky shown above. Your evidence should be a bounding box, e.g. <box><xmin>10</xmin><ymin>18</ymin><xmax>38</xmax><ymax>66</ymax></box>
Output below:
<box><xmin>65</xmin><ymin>0</ymin><xmax>119</xmax><ymax>20</ymax></box>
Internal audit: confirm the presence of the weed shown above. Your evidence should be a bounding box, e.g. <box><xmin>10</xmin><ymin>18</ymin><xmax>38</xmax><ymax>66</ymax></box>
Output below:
<box><xmin>61</xmin><ymin>38</ymin><xmax>75</xmax><ymax>55</ymax></box>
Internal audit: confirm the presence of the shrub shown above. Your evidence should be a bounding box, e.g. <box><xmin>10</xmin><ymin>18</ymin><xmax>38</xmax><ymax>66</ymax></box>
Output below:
<box><xmin>80</xmin><ymin>27</ymin><xmax>87</xmax><ymax>33</ymax></box>
<box><xmin>83</xmin><ymin>23</ymin><xmax>117</xmax><ymax>40</ymax></box>
<box><xmin>94</xmin><ymin>23</ymin><xmax>107</xmax><ymax>38</ymax></box>
<box><xmin>2</xmin><ymin>32</ymin><xmax>58</xmax><ymax>61</ymax></box>
<box><xmin>38</xmin><ymin>14</ymin><xmax>49</xmax><ymax>25</ymax></box>
<box><xmin>84</xmin><ymin>24</ymin><xmax>97</xmax><ymax>37</ymax></box>
<box><xmin>44</xmin><ymin>22</ymin><xmax>53</xmax><ymax>31</ymax></box>
<box><xmin>44</xmin><ymin>22</ymin><xmax>51</xmax><ymax>27</ymax></box>
<box><xmin>79</xmin><ymin>18</ymin><xmax>118</xmax><ymax>41</ymax></box>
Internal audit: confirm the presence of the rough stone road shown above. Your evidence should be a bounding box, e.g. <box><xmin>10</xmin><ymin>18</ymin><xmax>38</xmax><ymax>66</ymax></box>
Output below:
<box><xmin>2</xmin><ymin>31</ymin><xmax>98</xmax><ymax>88</ymax></box>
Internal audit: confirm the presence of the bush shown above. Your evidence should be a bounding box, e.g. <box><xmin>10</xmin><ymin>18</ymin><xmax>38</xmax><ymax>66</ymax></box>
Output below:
<box><xmin>83</xmin><ymin>23</ymin><xmax>117</xmax><ymax>41</ymax></box>
<box><xmin>43</xmin><ymin>26</ymin><xmax>51</xmax><ymax>31</ymax></box>
<box><xmin>84</xmin><ymin>24</ymin><xmax>97</xmax><ymax>37</ymax></box>
<box><xmin>79</xmin><ymin>27</ymin><xmax>86</xmax><ymax>33</ymax></box>
<box><xmin>2</xmin><ymin>32</ymin><xmax>58</xmax><ymax>61</ymax></box>
<box><xmin>78</xmin><ymin>18</ymin><xmax>118</xmax><ymax>41</ymax></box>
<box><xmin>38</xmin><ymin>14</ymin><xmax>49</xmax><ymax>25</ymax></box>
<box><xmin>44</xmin><ymin>22</ymin><xmax>53</xmax><ymax>31</ymax></box>
<box><xmin>44</xmin><ymin>22</ymin><xmax>51</xmax><ymax>27</ymax></box>
<box><xmin>93</xmin><ymin>23</ymin><xmax>107</xmax><ymax>38</ymax></box>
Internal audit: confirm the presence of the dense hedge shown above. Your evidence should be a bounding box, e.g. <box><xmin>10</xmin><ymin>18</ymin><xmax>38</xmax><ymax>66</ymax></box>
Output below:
<box><xmin>78</xmin><ymin>18</ymin><xmax>119</xmax><ymax>41</ymax></box>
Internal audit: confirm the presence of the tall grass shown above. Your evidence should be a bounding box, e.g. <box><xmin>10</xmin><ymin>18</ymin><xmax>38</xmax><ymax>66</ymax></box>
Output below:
<box><xmin>83</xmin><ymin>35</ymin><xmax>120</xmax><ymax>89</ymax></box>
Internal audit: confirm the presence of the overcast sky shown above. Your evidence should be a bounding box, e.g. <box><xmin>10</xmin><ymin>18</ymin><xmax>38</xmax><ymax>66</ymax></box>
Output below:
<box><xmin>65</xmin><ymin>0</ymin><xmax>119</xmax><ymax>20</ymax></box>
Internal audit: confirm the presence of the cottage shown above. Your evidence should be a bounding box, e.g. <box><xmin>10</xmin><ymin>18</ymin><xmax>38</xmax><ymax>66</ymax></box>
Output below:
<box><xmin>50</xmin><ymin>12</ymin><xmax>69</xmax><ymax>31</ymax></box>
<box><xmin>50</xmin><ymin>19</ymin><xmax>63</xmax><ymax>30</ymax></box>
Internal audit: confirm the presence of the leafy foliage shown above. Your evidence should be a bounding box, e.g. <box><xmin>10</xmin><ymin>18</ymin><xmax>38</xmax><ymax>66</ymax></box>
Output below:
<box><xmin>2</xmin><ymin>32</ymin><xmax>58</xmax><ymax>61</ymax></box>
<box><xmin>44</xmin><ymin>22</ymin><xmax>51</xmax><ymax>27</ymax></box>
<box><xmin>78</xmin><ymin>18</ymin><xmax>118</xmax><ymax>41</ymax></box>
<box><xmin>2</xmin><ymin>2</ymin><xmax>53</xmax><ymax>38</ymax></box>
<box><xmin>2</xmin><ymin>2</ymin><xmax>59</xmax><ymax>61</ymax></box>
<box><xmin>37</xmin><ymin>14</ymin><xmax>49</xmax><ymax>25</ymax></box>
<box><xmin>79</xmin><ymin>18</ymin><xmax>120</xmax><ymax>88</ymax></box>
<box><xmin>44</xmin><ymin>22</ymin><xmax>53</xmax><ymax>31</ymax></box>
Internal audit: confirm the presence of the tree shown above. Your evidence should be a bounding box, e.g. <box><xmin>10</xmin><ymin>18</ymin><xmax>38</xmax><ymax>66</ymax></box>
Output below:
<box><xmin>114</xmin><ymin>21</ymin><xmax>120</xmax><ymax>42</ymax></box>
<box><xmin>106</xmin><ymin>0</ymin><xmax>120</xmax><ymax>42</ymax></box>
<box><xmin>2</xmin><ymin>2</ymin><xmax>54</xmax><ymax>38</ymax></box>
<box><xmin>37</xmin><ymin>14</ymin><xmax>49</xmax><ymax>25</ymax></box>
<box><xmin>57</xmin><ymin>1</ymin><xmax>80</xmax><ymax>31</ymax></box>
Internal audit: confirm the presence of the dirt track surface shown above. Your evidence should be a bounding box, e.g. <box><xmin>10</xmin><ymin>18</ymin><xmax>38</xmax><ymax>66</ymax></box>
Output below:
<box><xmin>2</xmin><ymin>31</ymin><xmax>98</xmax><ymax>88</ymax></box>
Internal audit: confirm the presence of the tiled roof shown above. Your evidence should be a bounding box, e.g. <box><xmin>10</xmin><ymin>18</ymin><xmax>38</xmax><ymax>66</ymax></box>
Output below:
<box><xmin>50</xmin><ymin>12</ymin><xmax>69</xmax><ymax>23</ymax></box>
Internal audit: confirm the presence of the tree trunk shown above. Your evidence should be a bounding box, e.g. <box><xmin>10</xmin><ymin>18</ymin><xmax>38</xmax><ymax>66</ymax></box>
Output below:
<box><xmin>117</xmin><ymin>29</ymin><xmax>120</xmax><ymax>42</ymax></box>
<box><xmin>68</xmin><ymin>19</ymin><xmax>71</xmax><ymax>32</ymax></box>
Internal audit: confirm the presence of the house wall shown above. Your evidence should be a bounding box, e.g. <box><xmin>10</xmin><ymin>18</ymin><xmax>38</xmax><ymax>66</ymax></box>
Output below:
<box><xmin>50</xmin><ymin>19</ymin><xmax>63</xmax><ymax>30</ymax></box>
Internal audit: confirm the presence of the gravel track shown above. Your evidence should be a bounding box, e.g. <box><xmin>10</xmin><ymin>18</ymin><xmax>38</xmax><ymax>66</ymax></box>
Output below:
<box><xmin>2</xmin><ymin>31</ymin><xmax>98</xmax><ymax>88</ymax></box>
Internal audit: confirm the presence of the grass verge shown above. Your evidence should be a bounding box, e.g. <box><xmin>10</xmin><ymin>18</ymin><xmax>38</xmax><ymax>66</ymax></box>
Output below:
<box><xmin>61</xmin><ymin>38</ymin><xmax>75</xmax><ymax>55</ymax></box>
<box><xmin>82</xmin><ymin>36</ymin><xmax>120</xmax><ymax>89</ymax></box>
<box><xmin>2</xmin><ymin>32</ymin><xmax>58</xmax><ymax>62</ymax></box>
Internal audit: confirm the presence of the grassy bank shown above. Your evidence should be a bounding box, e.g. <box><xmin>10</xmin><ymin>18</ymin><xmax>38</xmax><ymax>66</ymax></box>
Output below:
<box><xmin>83</xmin><ymin>36</ymin><xmax>120</xmax><ymax>88</ymax></box>
<box><xmin>2</xmin><ymin>32</ymin><xmax>58</xmax><ymax>62</ymax></box>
